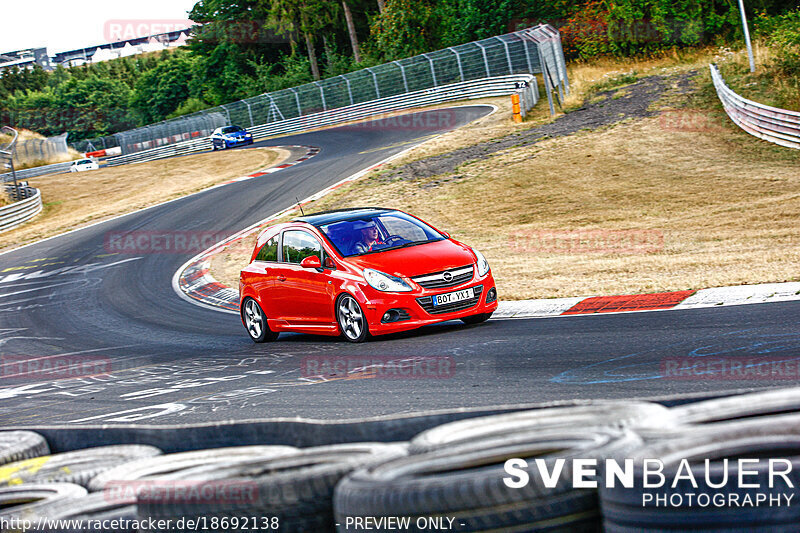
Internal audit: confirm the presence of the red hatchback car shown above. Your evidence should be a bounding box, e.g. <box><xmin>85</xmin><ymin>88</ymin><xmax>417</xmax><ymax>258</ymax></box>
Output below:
<box><xmin>239</xmin><ymin>208</ymin><xmax>498</xmax><ymax>342</ymax></box>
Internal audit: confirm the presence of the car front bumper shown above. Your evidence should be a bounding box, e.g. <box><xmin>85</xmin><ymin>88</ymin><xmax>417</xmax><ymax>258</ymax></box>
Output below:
<box><xmin>358</xmin><ymin>273</ymin><xmax>499</xmax><ymax>336</ymax></box>
<box><xmin>224</xmin><ymin>137</ymin><xmax>253</xmax><ymax>146</ymax></box>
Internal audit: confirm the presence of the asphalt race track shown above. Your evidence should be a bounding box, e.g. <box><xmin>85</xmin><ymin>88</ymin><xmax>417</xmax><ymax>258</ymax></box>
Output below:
<box><xmin>1</xmin><ymin>105</ymin><xmax>798</xmax><ymax>426</ymax></box>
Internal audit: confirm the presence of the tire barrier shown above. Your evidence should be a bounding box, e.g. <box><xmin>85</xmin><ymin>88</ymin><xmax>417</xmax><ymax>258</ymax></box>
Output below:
<box><xmin>0</xmin><ymin>445</ymin><xmax>162</xmax><ymax>487</ymax></box>
<box><xmin>0</xmin><ymin>431</ymin><xmax>49</xmax><ymax>465</ymax></box>
<box><xmin>0</xmin><ymin>186</ymin><xmax>42</xmax><ymax>233</ymax></box>
<box><xmin>26</xmin><ymin>492</ymin><xmax>138</xmax><ymax>533</ymax></box>
<box><xmin>335</xmin><ymin>428</ymin><xmax>639</xmax><ymax>532</ymax></box>
<box><xmin>87</xmin><ymin>445</ymin><xmax>298</xmax><ymax>492</ymax></box>
<box><xmin>711</xmin><ymin>63</ymin><xmax>800</xmax><ymax>150</ymax></box>
<box><xmin>5</xmin><ymin>388</ymin><xmax>800</xmax><ymax>531</ymax></box>
<box><xmin>137</xmin><ymin>443</ymin><xmax>408</xmax><ymax>533</ymax></box>
<box><xmin>0</xmin><ymin>483</ymin><xmax>87</xmax><ymax>521</ymax></box>
<box><xmin>600</xmin><ymin>433</ymin><xmax>800</xmax><ymax>531</ymax></box>
<box><xmin>636</xmin><ymin>387</ymin><xmax>800</xmax><ymax>442</ymax></box>
<box><xmin>408</xmin><ymin>401</ymin><xmax>674</xmax><ymax>454</ymax></box>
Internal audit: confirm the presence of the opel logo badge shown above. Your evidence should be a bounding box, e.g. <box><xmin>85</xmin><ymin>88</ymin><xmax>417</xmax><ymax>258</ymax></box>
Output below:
<box><xmin>443</xmin><ymin>271</ymin><xmax>453</xmax><ymax>282</ymax></box>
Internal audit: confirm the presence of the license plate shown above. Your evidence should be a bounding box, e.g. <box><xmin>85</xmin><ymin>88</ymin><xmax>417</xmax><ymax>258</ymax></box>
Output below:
<box><xmin>432</xmin><ymin>287</ymin><xmax>474</xmax><ymax>306</ymax></box>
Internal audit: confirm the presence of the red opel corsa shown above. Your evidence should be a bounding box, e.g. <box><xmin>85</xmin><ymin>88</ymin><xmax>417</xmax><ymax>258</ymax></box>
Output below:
<box><xmin>239</xmin><ymin>208</ymin><xmax>498</xmax><ymax>342</ymax></box>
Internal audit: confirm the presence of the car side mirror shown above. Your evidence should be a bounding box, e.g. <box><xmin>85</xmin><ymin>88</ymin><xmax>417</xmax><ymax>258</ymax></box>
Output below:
<box><xmin>300</xmin><ymin>256</ymin><xmax>322</xmax><ymax>269</ymax></box>
<box><xmin>441</xmin><ymin>231</ymin><xmax>450</xmax><ymax>238</ymax></box>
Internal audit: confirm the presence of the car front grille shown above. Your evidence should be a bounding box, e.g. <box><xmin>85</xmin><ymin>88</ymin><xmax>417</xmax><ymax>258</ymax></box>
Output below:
<box><xmin>417</xmin><ymin>286</ymin><xmax>484</xmax><ymax>315</ymax></box>
<box><xmin>411</xmin><ymin>265</ymin><xmax>474</xmax><ymax>289</ymax></box>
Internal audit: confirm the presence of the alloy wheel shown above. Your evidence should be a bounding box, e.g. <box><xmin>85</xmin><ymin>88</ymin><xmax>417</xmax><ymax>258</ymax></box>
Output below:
<box><xmin>337</xmin><ymin>295</ymin><xmax>367</xmax><ymax>342</ymax></box>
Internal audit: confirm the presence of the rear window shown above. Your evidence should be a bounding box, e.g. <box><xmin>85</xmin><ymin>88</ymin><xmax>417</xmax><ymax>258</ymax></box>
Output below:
<box><xmin>255</xmin><ymin>236</ymin><xmax>278</xmax><ymax>262</ymax></box>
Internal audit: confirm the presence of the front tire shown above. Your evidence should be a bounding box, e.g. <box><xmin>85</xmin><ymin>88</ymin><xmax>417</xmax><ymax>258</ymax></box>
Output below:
<box><xmin>242</xmin><ymin>297</ymin><xmax>278</xmax><ymax>343</ymax></box>
<box><xmin>461</xmin><ymin>312</ymin><xmax>492</xmax><ymax>325</ymax></box>
<box><xmin>336</xmin><ymin>294</ymin><xmax>369</xmax><ymax>343</ymax></box>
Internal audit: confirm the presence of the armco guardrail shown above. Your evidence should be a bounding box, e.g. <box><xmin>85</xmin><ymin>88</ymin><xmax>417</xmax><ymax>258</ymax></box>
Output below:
<box><xmin>0</xmin><ymin>186</ymin><xmax>43</xmax><ymax>233</ymax></box>
<box><xmin>0</xmin><ymin>161</ymin><xmax>73</xmax><ymax>183</ymax></box>
<box><xmin>710</xmin><ymin>64</ymin><xmax>800</xmax><ymax>150</ymax></box>
<box><xmin>105</xmin><ymin>74</ymin><xmax>537</xmax><ymax>167</ymax></box>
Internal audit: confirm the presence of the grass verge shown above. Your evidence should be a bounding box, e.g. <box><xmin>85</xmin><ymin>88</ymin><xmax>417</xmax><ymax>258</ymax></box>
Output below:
<box><xmin>209</xmin><ymin>46</ymin><xmax>800</xmax><ymax>300</ymax></box>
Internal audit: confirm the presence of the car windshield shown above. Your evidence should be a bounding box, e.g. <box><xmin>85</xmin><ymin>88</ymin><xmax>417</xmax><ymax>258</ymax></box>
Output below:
<box><xmin>79</xmin><ymin>159</ymin><xmax>92</xmax><ymax>164</ymax></box>
<box><xmin>221</xmin><ymin>126</ymin><xmax>243</xmax><ymax>134</ymax></box>
<box><xmin>319</xmin><ymin>212</ymin><xmax>445</xmax><ymax>257</ymax></box>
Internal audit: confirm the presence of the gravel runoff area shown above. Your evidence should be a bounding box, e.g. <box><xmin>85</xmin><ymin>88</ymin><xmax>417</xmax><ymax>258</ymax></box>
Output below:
<box><xmin>383</xmin><ymin>73</ymin><xmax>694</xmax><ymax>180</ymax></box>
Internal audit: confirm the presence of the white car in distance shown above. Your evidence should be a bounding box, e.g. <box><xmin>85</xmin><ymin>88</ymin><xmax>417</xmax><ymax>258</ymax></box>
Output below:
<box><xmin>70</xmin><ymin>159</ymin><xmax>99</xmax><ymax>173</ymax></box>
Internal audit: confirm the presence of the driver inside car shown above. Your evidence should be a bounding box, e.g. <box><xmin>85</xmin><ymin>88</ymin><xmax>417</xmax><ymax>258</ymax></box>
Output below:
<box><xmin>352</xmin><ymin>220</ymin><xmax>383</xmax><ymax>253</ymax></box>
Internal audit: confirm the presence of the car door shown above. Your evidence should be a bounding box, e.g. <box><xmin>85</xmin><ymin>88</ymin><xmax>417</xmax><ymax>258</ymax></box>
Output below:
<box><xmin>275</xmin><ymin>230</ymin><xmax>335</xmax><ymax>328</ymax></box>
<box><xmin>242</xmin><ymin>235</ymin><xmax>280</xmax><ymax>318</ymax></box>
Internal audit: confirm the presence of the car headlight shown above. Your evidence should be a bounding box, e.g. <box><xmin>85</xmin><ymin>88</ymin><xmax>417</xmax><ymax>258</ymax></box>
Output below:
<box><xmin>472</xmin><ymin>248</ymin><xmax>490</xmax><ymax>276</ymax></box>
<box><xmin>363</xmin><ymin>268</ymin><xmax>412</xmax><ymax>292</ymax></box>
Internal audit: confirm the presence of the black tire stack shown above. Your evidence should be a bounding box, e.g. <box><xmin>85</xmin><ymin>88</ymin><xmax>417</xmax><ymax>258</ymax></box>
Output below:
<box><xmin>2</xmin><ymin>388</ymin><xmax>800</xmax><ymax>532</ymax></box>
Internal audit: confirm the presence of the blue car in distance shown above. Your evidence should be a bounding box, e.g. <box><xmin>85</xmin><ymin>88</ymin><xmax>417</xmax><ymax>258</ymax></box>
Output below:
<box><xmin>211</xmin><ymin>125</ymin><xmax>254</xmax><ymax>150</ymax></box>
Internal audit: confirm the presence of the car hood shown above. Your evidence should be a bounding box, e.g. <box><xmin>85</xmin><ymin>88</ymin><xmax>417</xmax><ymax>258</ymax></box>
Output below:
<box><xmin>346</xmin><ymin>239</ymin><xmax>476</xmax><ymax>278</ymax></box>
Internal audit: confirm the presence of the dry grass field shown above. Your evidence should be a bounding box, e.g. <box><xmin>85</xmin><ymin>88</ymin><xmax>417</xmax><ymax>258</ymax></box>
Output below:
<box><xmin>209</xmin><ymin>47</ymin><xmax>800</xmax><ymax>299</ymax></box>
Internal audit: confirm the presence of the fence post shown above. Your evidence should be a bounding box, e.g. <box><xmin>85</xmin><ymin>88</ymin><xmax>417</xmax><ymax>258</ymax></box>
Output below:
<box><xmin>314</xmin><ymin>81</ymin><xmax>327</xmax><ymax>111</ymax></box>
<box><xmin>0</xmin><ymin>127</ymin><xmax>19</xmax><ymax>199</ymax></box>
<box><xmin>243</xmin><ymin>100</ymin><xmax>255</xmax><ymax>127</ymax></box>
<box><xmin>448</xmin><ymin>48</ymin><xmax>464</xmax><ymax>81</ymax></box>
<box><xmin>422</xmin><ymin>53</ymin><xmax>437</xmax><ymax>86</ymax></box>
<box><xmin>266</xmin><ymin>95</ymin><xmax>285</xmax><ymax>122</ymax></box>
<box><xmin>521</xmin><ymin>34</ymin><xmax>533</xmax><ymax>74</ymax></box>
<box><xmin>393</xmin><ymin>61</ymin><xmax>409</xmax><ymax>93</ymax></box>
<box><xmin>219</xmin><ymin>104</ymin><xmax>232</xmax><ymax>124</ymax></box>
<box><xmin>342</xmin><ymin>76</ymin><xmax>355</xmax><ymax>105</ymax></box>
<box><xmin>552</xmin><ymin>29</ymin><xmax>570</xmax><ymax>94</ymax></box>
<box><xmin>497</xmin><ymin>36</ymin><xmax>514</xmax><ymax>75</ymax></box>
<box><xmin>474</xmin><ymin>41</ymin><xmax>491</xmax><ymax>78</ymax></box>
<box><xmin>366</xmin><ymin>68</ymin><xmax>380</xmax><ymax>99</ymax></box>
<box><xmin>537</xmin><ymin>44</ymin><xmax>555</xmax><ymax>116</ymax></box>
<box><xmin>289</xmin><ymin>88</ymin><xmax>302</xmax><ymax>116</ymax></box>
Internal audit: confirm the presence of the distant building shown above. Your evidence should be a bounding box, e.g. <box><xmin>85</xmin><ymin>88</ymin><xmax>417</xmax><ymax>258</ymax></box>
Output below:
<box><xmin>52</xmin><ymin>29</ymin><xmax>190</xmax><ymax>67</ymax></box>
<box><xmin>0</xmin><ymin>48</ymin><xmax>51</xmax><ymax>71</ymax></box>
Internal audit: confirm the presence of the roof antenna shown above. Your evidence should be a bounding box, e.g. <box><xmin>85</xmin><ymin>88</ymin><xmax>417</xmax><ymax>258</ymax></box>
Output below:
<box><xmin>296</xmin><ymin>197</ymin><xmax>305</xmax><ymax>216</ymax></box>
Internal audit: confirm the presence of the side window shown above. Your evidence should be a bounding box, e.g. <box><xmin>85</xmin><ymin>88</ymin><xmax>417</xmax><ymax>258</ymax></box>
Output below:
<box><xmin>282</xmin><ymin>231</ymin><xmax>322</xmax><ymax>264</ymax></box>
<box><xmin>255</xmin><ymin>236</ymin><xmax>279</xmax><ymax>262</ymax></box>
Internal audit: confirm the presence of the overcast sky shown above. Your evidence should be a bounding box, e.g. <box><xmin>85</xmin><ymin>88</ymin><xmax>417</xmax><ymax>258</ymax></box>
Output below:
<box><xmin>1</xmin><ymin>0</ymin><xmax>198</xmax><ymax>53</ymax></box>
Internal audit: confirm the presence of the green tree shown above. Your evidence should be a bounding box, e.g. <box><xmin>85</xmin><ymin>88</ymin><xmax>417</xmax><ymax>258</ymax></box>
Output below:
<box><xmin>129</xmin><ymin>54</ymin><xmax>195</xmax><ymax>123</ymax></box>
<box><xmin>367</xmin><ymin>0</ymin><xmax>435</xmax><ymax>61</ymax></box>
<box><xmin>263</xmin><ymin>0</ymin><xmax>339</xmax><ymax>80</ymax></box>
<box><xmin>436</xmin><ymin>0</ymin><xmax>516</xmax><ymax>47</ymax></box>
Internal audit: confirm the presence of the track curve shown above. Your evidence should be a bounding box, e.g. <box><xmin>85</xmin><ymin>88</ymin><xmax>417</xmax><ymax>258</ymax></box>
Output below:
<box><xmin>0</xmin><ymin>105</ymin><xmax>798</xmax><ymax>426</ymax></box>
